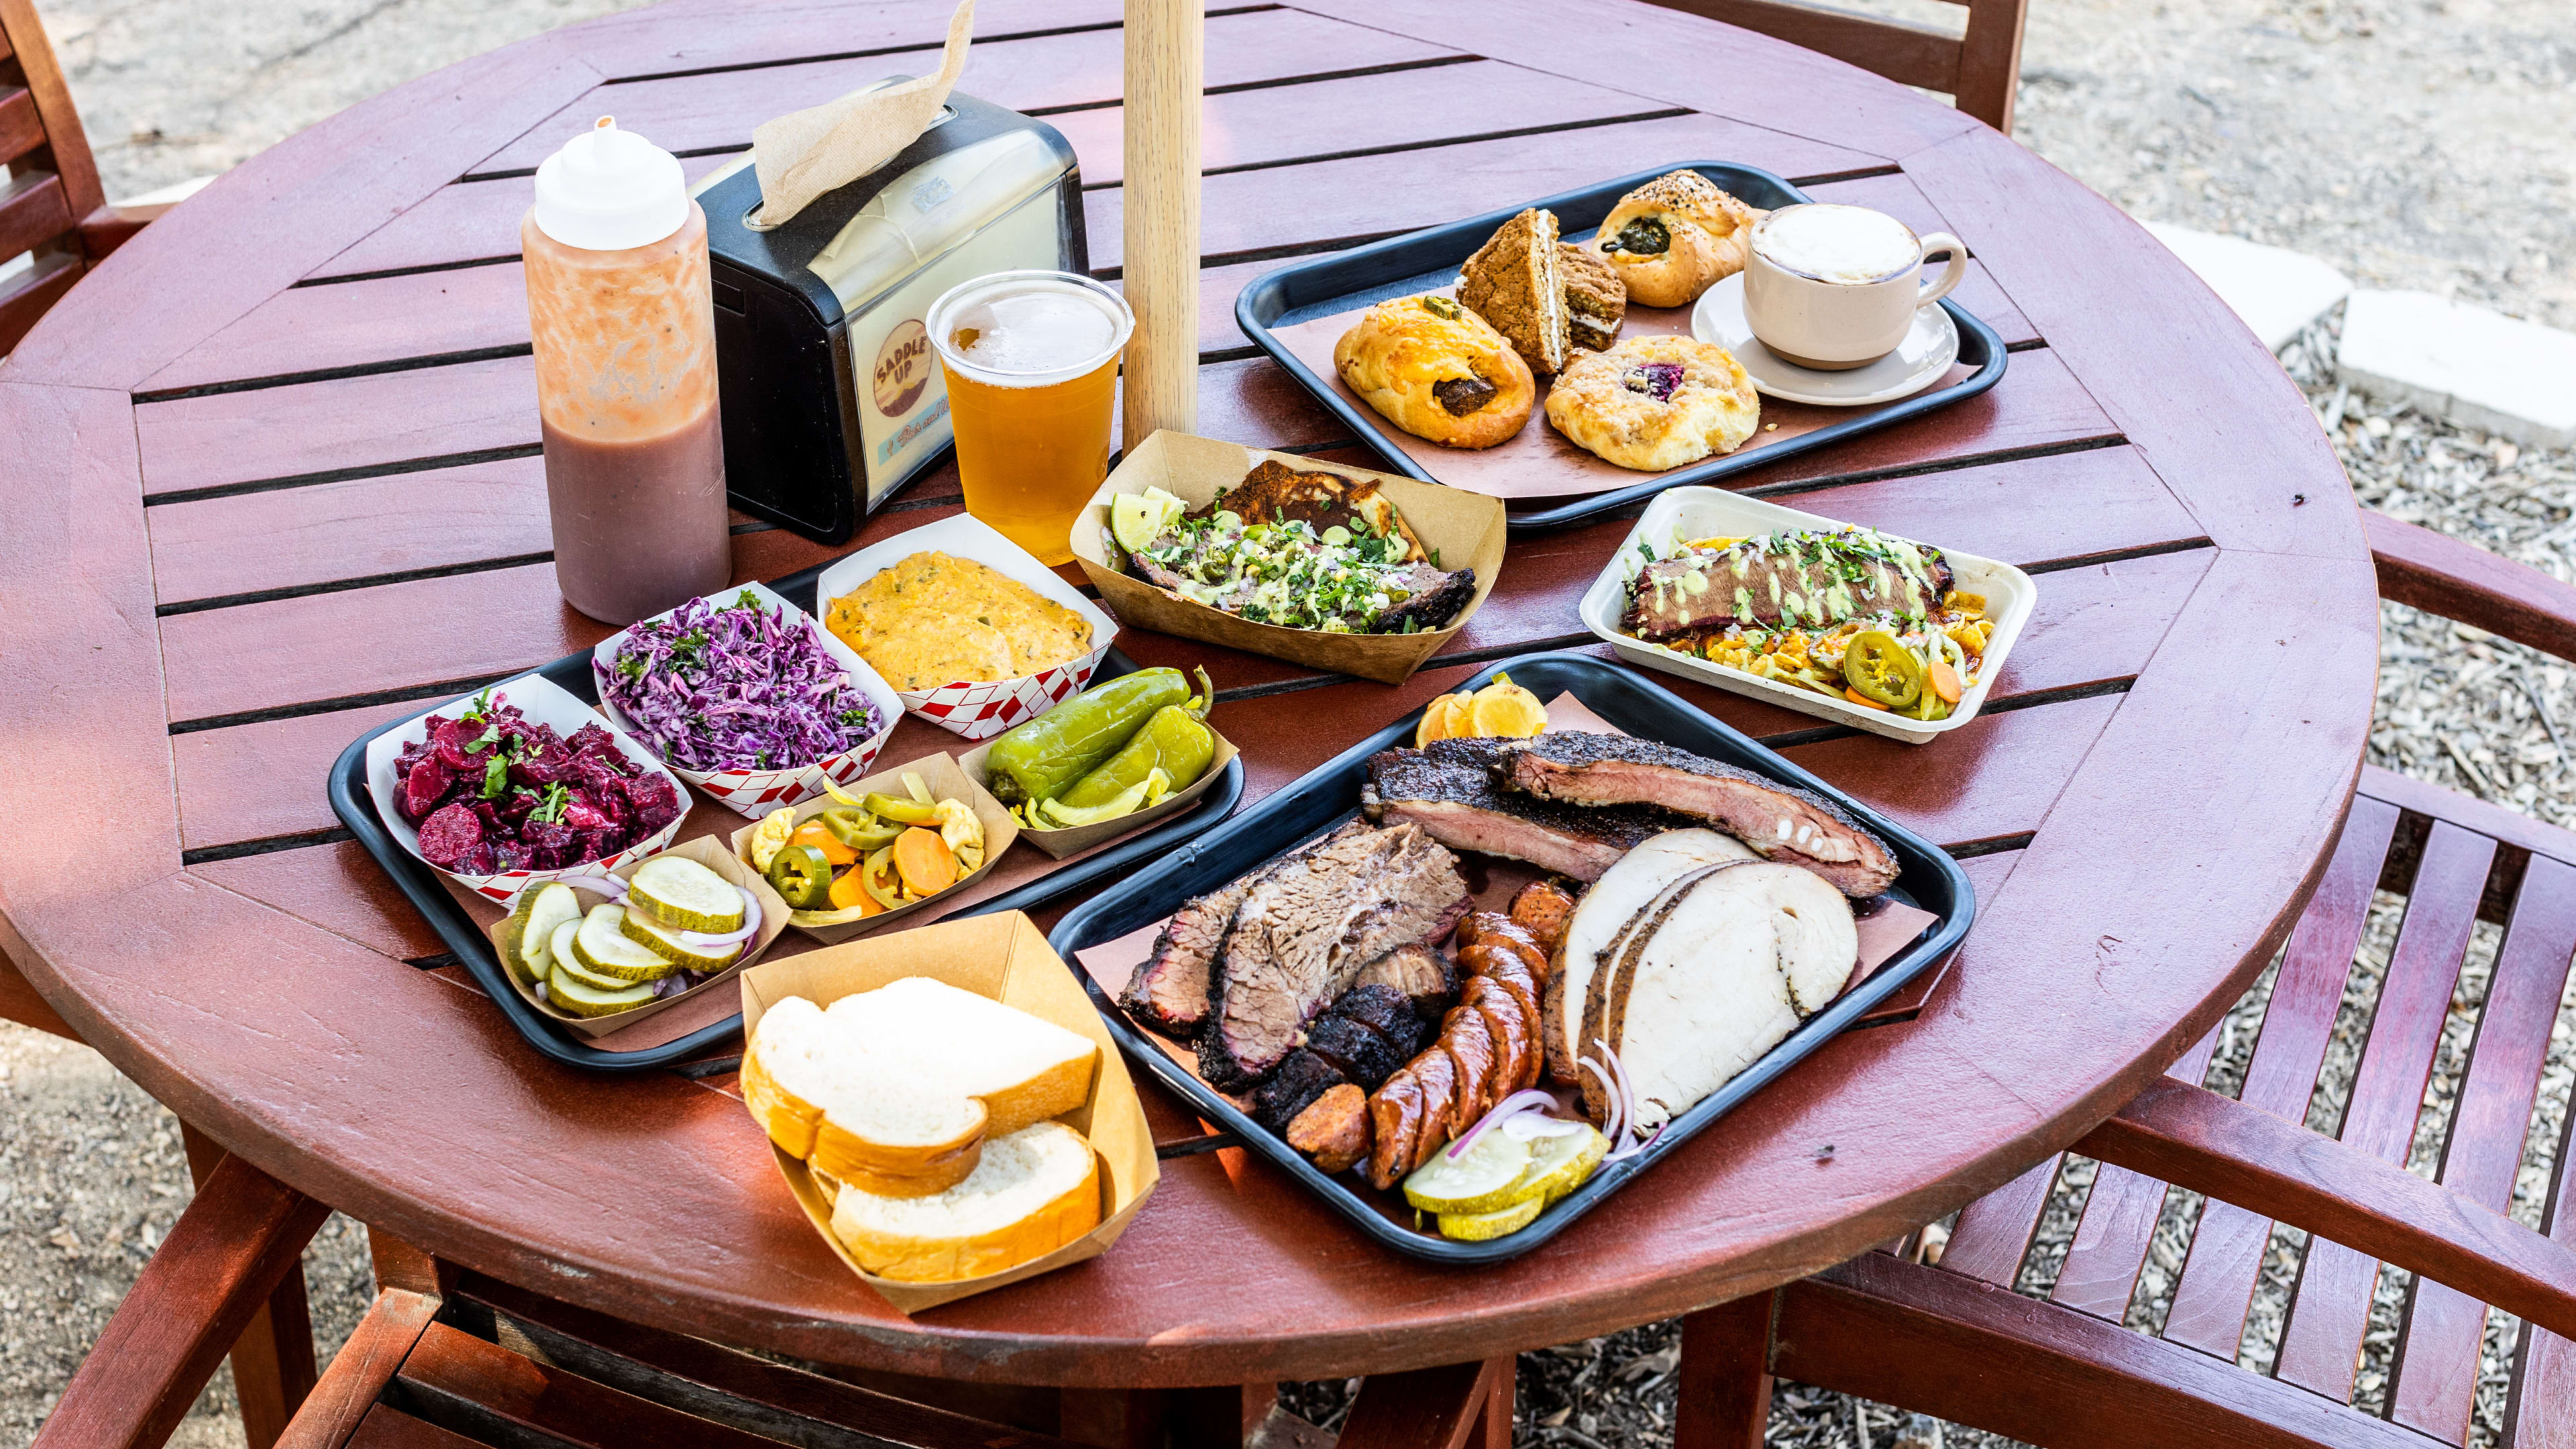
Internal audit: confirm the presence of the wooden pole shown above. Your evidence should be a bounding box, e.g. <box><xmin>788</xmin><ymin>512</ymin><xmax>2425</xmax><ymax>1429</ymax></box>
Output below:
<box><xmin>1121</xmin><ymin>0</ymin><xmax>1201</xmax><ymax>446</ymax></box>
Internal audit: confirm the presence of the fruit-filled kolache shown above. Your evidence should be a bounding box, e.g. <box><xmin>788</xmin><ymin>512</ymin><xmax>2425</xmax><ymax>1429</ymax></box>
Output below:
<box><xmin>742</xmin><ymin>978</ymin><xmax>1104</xmax><ymax>1282</ymax></box>
<box><xmin>1115</xmin><ymin>720</ymin><xmax>1876</xmax><ymax>1240</ymax></box>
<box><xmin>499</xmin><ymin>854</ymin><xmax>760</xmax><ymax>1019</ymax></box>
<box><xmin>749</xmin><ymin>771</ymin><xmax>986</xmax><ymax>925</ymax></box>
<box><xmin>982</xmin><ymin>667</ymin><xmax>1219</xmax><ymax>831</ymax></box>
<box><xmin>1110</xmin><ymin>460</ymin><xmax>1475</xmax><ymax>635</ymax></box>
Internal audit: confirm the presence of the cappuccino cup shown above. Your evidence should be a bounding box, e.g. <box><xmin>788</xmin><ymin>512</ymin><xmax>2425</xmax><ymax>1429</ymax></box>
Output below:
<box><xmin>1743</xmin><ymin>204</ymin><xmax>1966</xmax><ymax>371</ymax></box>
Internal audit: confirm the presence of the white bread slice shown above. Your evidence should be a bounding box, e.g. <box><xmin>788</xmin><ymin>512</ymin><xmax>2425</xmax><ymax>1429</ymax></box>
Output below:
<box><xmin>745</xmin><ymin>997</ymin><xmax>989</xmax><ymax>1183</ymax></box>
<box><xmin>830</xmin><ymin>1121</ymin><xmax>1102</xmax><ymax>1283</ymax></box>
<box><xmin>826</xmin><ymin>977</ymin><xmax>1098</xmax><ymax>1135</ymax></box>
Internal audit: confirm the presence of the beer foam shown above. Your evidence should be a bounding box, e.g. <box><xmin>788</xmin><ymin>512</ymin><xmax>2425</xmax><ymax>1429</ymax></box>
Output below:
<box><xmin>945</xmin><ymin>284</ymin><xmax>1123</xmax><ymax>379</ymax></box>
<box><xmin>1755</xmin><ymin>205</ymin><xmax>1919</xmax><ymax>284</ymax></box>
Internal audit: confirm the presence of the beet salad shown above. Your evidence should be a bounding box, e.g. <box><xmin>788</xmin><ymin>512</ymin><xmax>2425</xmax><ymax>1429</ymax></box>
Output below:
<box><xmin>392</xmin><ymin>690</ymin><xmax>683</xmax><ymax>875</ymax></box>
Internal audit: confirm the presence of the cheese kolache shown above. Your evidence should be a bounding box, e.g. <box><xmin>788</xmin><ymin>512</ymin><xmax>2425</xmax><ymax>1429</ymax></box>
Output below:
<box><xmin>1621</xmin><ymin>527</ymin><xmax>1954</xmax><ymax>641</ymax></box>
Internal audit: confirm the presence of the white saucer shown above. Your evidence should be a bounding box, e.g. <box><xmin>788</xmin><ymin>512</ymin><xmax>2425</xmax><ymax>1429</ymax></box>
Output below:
<box><xmin>1689</xmin><ymin>273</ymin><xmax>1958</xmax><ymax>407</ymax></box>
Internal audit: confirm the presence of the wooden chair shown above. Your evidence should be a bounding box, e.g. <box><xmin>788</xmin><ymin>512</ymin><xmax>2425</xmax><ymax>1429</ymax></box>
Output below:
<box><xmin>1679</xmin><ymin>511</ymin><xmax>2576</xmax><ymax>1448</ymax></box>
<box><xmin>4</xmin><ymin>939</ymin><xmax>332</xmax><ymax>1448</ymax></box>
<box><xmin>1635</xmin><ymin>0</ymin><xmax>2029</xmax><ymax>133</ymax></box>
<box><xmin>0</xmin><ymin>0</ymin><xmax>166</xmax><ymax>355</ymax></box>
<box><xmin>270</xmin><ymin>1267</ymin><xmax>1512</xmax><ymax>1449</ymax></box>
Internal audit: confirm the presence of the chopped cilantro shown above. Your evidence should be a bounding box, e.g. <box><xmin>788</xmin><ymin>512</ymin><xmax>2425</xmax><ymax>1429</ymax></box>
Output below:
<box><xmin>527</xmin><ymin>783</ymin><xmax>571</xmax><ymax>824</ymax></box>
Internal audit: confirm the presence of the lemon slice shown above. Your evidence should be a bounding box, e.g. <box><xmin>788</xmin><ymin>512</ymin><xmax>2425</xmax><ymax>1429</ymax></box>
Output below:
<box><xmin>1112</xmin><ymin>486</ymin><xmax>1187</xmax><ymax>554</ymax></box>
<box><xmin>1402</xmin><ymin>1128</ymin><xmax>1531</xmax><ymax>1216</ymax></box>
<box><xmin>1517</xmin><ymin>1124</ymin><xmax>1609</xmax><ymax>1204</ymax></box>
<box><xmin>1439</xmin><ymin>692</ymin><xmax>1475</xmax><ymax>740</ymax></box>
<box><xmin>1438</xmin><ymin>1194</ymin><xmax>1546</xmax><ymax>1241</ymax></box>
<box><xmin>1415</xmin><ymin>692</ymin><xmax>1460</xmax><ymax>748</ymax></box>
<box><xmin>1468</xmin><ymin>674</ymin><xmax>1548</xmax><ymax>739</ymax></box>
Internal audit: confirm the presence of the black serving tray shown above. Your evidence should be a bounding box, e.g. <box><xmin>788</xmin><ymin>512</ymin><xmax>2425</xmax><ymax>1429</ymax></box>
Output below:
<box><xmin>1049</xmin><ymin>652</ymin><xmax>1972</xmax><ymax>1263</ymax></box>
<box><xmin>1234</xmin><ymin>162</ymin><xmax>2008</xmax><ymax>534</ymax></box>
<box><xmin>327</xmin><ymin>558</ymin><xmax>1246</xmax><ymax>1075</ymax></box>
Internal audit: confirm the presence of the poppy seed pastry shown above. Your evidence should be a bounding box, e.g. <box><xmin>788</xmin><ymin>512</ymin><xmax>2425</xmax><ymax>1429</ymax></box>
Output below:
<box><xmin>1595</xmin><ymin>170</ymin><xmax>1766</xmax><ymax>309</ymax></box>
<box><xmin>1557</xmin><ymin>242</ymin><xmax>1625</xmax><ymax>354</ymax></box>
<box><xmin>1334</xmin><ymin>294</ymin><xmax>1536</xmax><ymax>449</ymax></box>
<box><xmin>1544</xmin><ymin>335</ymin><xmax>1761</xmax><ymax>472</ymax></box>
<box><xmin>1456</xmin><ymin>208</ymin><xmax>1568</xmax><ymax>373</ymax></box>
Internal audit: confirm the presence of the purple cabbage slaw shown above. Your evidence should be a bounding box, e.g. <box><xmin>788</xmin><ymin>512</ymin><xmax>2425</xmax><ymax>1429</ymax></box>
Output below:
<box><xmin>598</xmin><ymin>591</ymin><xmax>882</xmax><ymax>773</ymax></box>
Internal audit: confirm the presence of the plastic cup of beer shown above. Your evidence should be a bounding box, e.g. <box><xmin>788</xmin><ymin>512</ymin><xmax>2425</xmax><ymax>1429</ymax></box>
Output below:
<box><xmin>926</xmin><ymin>270</ymin><xmax>1134</xmax><ymax>565</ymax></box>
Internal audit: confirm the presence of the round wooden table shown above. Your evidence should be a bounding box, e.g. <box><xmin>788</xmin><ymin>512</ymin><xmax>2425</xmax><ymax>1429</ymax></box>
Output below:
<box><xmin>0</xmin><ymin>0</ymin><xmax>2375</xmax><ymax>1398</ymax></box>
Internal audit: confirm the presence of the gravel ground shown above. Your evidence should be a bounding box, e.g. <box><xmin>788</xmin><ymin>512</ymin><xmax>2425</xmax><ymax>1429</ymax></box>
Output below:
<box><xmin>11</xmin><ymin>0</ymin><xmax>2576</xmax><ymax>1444</ymax></box>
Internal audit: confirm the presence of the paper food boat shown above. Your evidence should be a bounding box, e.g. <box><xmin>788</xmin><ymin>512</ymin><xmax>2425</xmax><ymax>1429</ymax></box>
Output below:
<box><xmin>484</xmin><ymin>835</ymin><xmax>792</xmax><ymax>1040</ymax></box>
<box><xmin>955</xmin><ymin>724</ymin><xmax>1240</xmax><ymax>861</ymax></box>
<box><xmin>588</xmin><ymin>581</ymin><xmax>904</xmax><ymax>820</ymax></box>
<box><xmin>364</xmin><ymin>673</ymin><xmax>688</xmax><ymax>904</ymax></box>
<box><xmin>727</xmin><ymin>749</ymin><xmax>1019</xmax><ymax>945</ymax></box>
<box><xmin>739</xmin><ymin>912</ymin><xmax>1159</xmax><ymax>1312</ymax></box>
<box><xmin>1071</xmin><ymin>431</ymin><xmax>1508</xmax><ymax>686</ymax></box>
<box><xmin>812</xmin><ymin>513</ymin><xmax>1118</xmax><ymax>741</ymax></box>
<box><xmin>1578</xmin><ymin>488</ymin><xmax>2037</xmax><ymax>744</ymax></box>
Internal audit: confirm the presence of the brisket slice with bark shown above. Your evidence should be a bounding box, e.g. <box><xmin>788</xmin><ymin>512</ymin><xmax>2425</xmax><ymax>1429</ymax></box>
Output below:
<box><xmin>1120</xmin><ymin>820</ymin><xmax>1368</xmax><ymax>1038</ymax></box>
<box><xmin>1361</xmin><ymin>737</ymin><xmax>1693</xmax><ymax>882</ymax></box>
<box><xmin>1198</xmin><ymin>822</ymin><xmax>1470</xmax><ymax>1091</ymax></box>
<box><xmin>1496</xmin><ymin>733</ymin><xmax>1898</xmax><ymax>898</ymax></box>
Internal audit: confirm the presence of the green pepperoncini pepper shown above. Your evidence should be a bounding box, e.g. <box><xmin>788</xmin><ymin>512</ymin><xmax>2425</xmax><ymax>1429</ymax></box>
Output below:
<box><xmin>1055</xmin><ymin>698</ymin><xmax>1218</xmax><ymax>812</ymax></box>
<box><xmin>982</xmin><ymin>667</ymin><xmax>1207</xmax><ymax>805</ymax></box>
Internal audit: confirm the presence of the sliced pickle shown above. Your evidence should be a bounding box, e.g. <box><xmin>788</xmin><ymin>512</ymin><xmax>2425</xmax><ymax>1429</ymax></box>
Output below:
<box><xmin>618</xmin><ymin>907</ymin><xmax>744</xmax><ymax>972</ymax></box>
<box><xmin>626</xmin><ymin>857</ymin><xmax>743</xmax><ymax>932</ymax></box>
<box><xmin>1517</xmin><ymin>1125</ymin><xmax>1609</xmax><ymax>1205</ymax></box>
<box><xmin>1401</xmin><ymin>1129</ymin><xmax>1532</xmax><ymax>1216</ymax></box>
<box><xmin>547</xmin><ymin>968</ymin><xmax>657</xmax><ymax>1018</ymax></box>
<box><xmin>571</xmin><ymin>904</ymin><xmax>674</xmax><ymax>982</ymax></box>
<box><xmin>501</xmin><ymin>881</ymin><xmax>581</xmax><ymax>985</ymax></box>
<box><xmin>1438</xmin><ymin>1195</ymin><xmax>1546</xmax><ymax>1242</ymax></box>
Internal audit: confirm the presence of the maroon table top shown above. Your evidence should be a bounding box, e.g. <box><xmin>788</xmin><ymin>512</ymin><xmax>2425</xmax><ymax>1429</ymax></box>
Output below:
<box><xmin>0</xmin><ymin>0</ymin><xmax>2375</xmax><ymax>1388</ymax></box>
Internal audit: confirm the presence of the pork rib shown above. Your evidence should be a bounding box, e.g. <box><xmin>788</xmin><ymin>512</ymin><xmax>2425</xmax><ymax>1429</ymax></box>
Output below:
<box><xmin>1497</xmin><ymin>734</ymin><xmax>1898</xmax><ymax>898</ymax></box>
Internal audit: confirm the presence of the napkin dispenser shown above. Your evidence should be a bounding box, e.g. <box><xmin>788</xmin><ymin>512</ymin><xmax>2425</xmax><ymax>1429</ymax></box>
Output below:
<box><xmin>697</xmin><ymin>89</ymin><xmax>1086</xmax><ymax>543</ymax></box>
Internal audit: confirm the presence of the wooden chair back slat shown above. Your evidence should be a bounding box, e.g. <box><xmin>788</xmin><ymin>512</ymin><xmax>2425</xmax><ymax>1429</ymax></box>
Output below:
<box><xmin>0</xmin><ymin>247</ymin><xmax>75</xmax><ymax>348</ymax></box>
<box><xmin>0</xmin><ymin>85</ymin><xmax>40</xmax><ymax>164</ymax></box>
<box><xmin>2273</xmin><ymin>821</ymin><xmax>2496</xmax><ymax>1399</ymax></box>
<box><xmin>1936</xmin><ymin>1153</ymin><xmax>2061</xmax><ymax>1286</ymax></box>
<box><xmin>1634</xmin><ymin>0</ymin><xmax>2029</xmax><ymax>131</ymax></box>
<box><xmin>2504</xmin><ymin>1100</ymin><xmax>2576</xmax><ymax>1444</ymax></box>
<box><xmin>2047</xmin><ymin>1024</ymin><xmax>2224</xmax><ymax>1321</ymax></box>
<box><xmin>0</xmin><ymin>169</ymin><xmax>70</xmax><ymax>257</ymax></box>
<box><xmin>2155</xmin><ymin>796</ymin><xmax>2407</xmax><ymax>1356</ymax></box>
<box><xmin>0</xmin><ymin>0</ymin><xmax>101</xmax><ymax>216</ymax></box>
<box><xmin>2387</xmin><ymin>855</ymin><xmax>2576</xmax><ymax>1442</ymax></box>
<box><xmin>345</xmin><ymin>1407</ymin><xmax>480</xmax><ymax>1449</ymax></box>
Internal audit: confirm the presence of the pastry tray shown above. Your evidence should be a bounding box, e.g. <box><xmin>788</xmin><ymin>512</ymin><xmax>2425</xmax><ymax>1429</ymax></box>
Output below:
<box><xmin>1234</xmin><ymin>162</ymin><xmax>2008</xmax><ymax>533</ymax></box>
<box><xmin>327</xmin><ymin>557</ymin><xmax>1246</xmax><ymax>1075</ymax></box>
<box><xmin>1049</xmin><ymin>652</ymin><xmax>1972</xmax><ymax>1263</ymax></box>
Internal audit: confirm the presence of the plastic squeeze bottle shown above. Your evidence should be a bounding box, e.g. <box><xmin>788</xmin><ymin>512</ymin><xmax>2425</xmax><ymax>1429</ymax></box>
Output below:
<box><xmin>524</xmin><ymin>117</ymin><xmax>731</xmax><ymax>625</ymax></box>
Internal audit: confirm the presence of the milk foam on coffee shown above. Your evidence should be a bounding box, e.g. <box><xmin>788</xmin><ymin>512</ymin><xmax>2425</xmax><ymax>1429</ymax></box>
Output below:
<box><xmin>1756</xmin><ymin>205</ymin><xmax>1921</xmax><ymax>284</ymax></box>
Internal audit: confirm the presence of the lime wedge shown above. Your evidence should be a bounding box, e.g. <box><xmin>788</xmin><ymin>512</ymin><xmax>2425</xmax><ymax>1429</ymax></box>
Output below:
<box><xmin>1112</xmin><ymin>487</ymin><xmax>1187</xmax><ymax>554</ymax></box>
<box><xmin>1401</xmin><ymin>1128</ymin><xmax>1532</xmax><ymax>1216</ymax></box>
<box><xmin>1438</xmin><ymin>1194</ymin><xmax>1546</xmax><ymax>1241</ymax></box>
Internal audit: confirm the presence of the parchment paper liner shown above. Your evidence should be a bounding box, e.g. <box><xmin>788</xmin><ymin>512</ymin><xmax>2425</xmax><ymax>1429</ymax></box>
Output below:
<box><xmin>1071</xmin><ymin>431</ymin><xmax>1507</xmax><ymax>685</ymax></box>
<box><xmin>589</xmin><ymin>581</ymin><xmax>904</xmax><ymax>820</ymax></box>
<box><xmin>482</xmin><ymin>835</ymin><xmax>790</xmax><ymax>1040</ymax></box>
<box><xmin>739</xmin><ymin>910</ymin><xmax>1159</xmax><ymax>1312</ymax></box>
<box><xmin>365</xmin><ymin>672</ymin><xmax>686</xmax><ymax>904</ymax></box>
<box><xmin>955</xmin><ymin>726</ymin><xmax>1240</xmax><ymax>860</ymax></box>
<box><xmin>727</xmin><ymin>750</ymin><xmax>1018</xmax><ymax>945</ymax></box>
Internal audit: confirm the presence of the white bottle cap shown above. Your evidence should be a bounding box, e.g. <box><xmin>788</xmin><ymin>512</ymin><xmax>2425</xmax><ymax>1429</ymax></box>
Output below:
<box><xmin>532</xmin><ymin>117</ymin><xmax>688</xmax><ymax>252</ymax></box>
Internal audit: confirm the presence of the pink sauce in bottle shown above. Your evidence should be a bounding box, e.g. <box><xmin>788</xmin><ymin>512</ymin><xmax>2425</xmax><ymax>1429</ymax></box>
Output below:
<box><xmin>523</xmin><ymin>117</ymin><xmax>730</xmax><ymax>625</ymax></box>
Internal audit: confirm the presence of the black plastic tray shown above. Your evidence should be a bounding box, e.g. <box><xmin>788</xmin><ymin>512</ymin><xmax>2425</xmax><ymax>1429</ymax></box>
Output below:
<box><xmin>327</xmin><ymin>558</ymin><xmax>1246</xmax><ymax>1075</ymax></box>
<box><xmin>1234</xmin><ymin>162</ymin><xmax>2008</xmax><ymax>534</ymax></box>
<box><xmin>1050</xmin><ymin>652</ymin><xmax>1972</xmax><ymax>1263</ymax></box>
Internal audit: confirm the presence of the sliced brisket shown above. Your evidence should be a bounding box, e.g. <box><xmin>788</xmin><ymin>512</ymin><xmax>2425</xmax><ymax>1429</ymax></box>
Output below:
<box><xmin>1120</xmin><ymin>820</ymin><xmax>1368</xmax><ymax>1038</ymax></box>
<box><xmin>1362</xmin><ymin>738</ymin><xmax>1692</xmax><ymax>882</ymax></box>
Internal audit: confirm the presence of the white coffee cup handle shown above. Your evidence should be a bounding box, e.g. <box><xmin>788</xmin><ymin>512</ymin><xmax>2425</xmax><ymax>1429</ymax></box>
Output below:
<box><xmin>1915</xmin><ymin>233</ymin><xmax>1967</xmax><ymax>309</ymax></box>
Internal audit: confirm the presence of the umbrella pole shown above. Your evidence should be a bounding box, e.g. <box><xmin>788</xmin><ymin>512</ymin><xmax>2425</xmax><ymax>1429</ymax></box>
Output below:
<box><xmin>1121</xmin><ymin>0</ymin><xmax>1201</xmax><ymax>445</ymax></box>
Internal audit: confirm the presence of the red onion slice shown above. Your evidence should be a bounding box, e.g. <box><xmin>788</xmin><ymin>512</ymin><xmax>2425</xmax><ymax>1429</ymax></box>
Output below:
<box><xmin>1578</xmin><ymin>1056</ymin><xmax>1624</xmax><ymax>1148</ymax></box>
<box><xmin>1445</xmin><ymin>1087</ymin><xmax>1560</xmax><ymax>1161</ymax></box>
<box><xmin>561</xmin><ymin>874</ymin><xmax>629</xmax><ymax>899</ymax></box>
<box><xmin>679</xmin><ymin>885</ymin><xmax>763</xmax><ymax>948</ymax></box>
